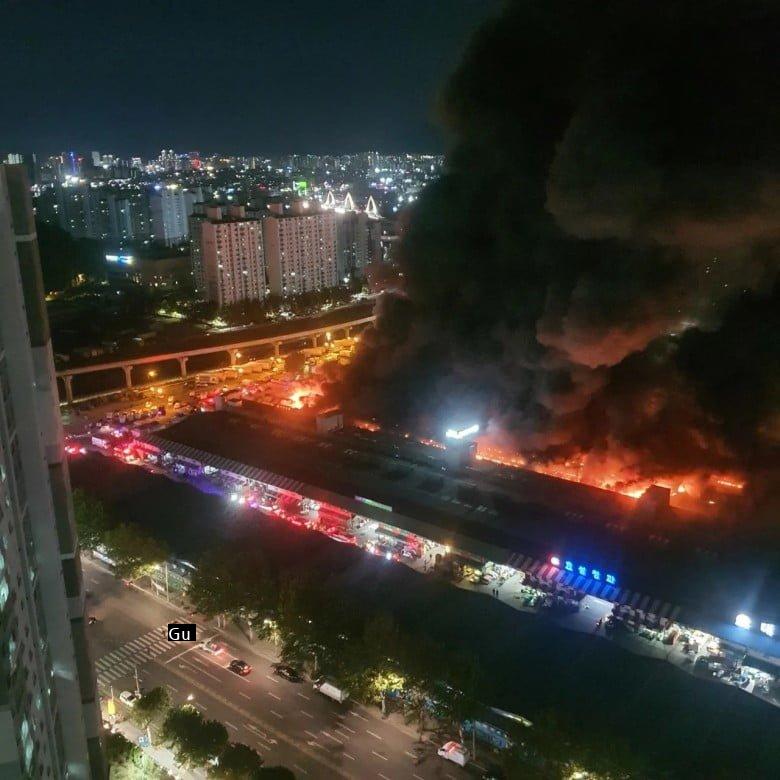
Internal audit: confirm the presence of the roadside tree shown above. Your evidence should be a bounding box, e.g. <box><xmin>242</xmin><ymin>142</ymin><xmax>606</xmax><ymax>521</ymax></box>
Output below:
<box><xmin>161</xmin><ymin>705</ymin><xmax>229</xmax><ymax>768</ymax></box>
<box><xmin>104</xmin><ymin>732</ymin><xmax>138</xmax><ymax>767</ymax></box>
<box><xmin>103</xmin><ymin>523</ymin><xmax>168</xmax><ymax>580</ymax></box>
<box><xmin>133</xmin><ymin>686</ymin><xmax>171</xmax><ymax>729</ymax></box>
<box><xmin>72</xmin><ymin>488</ymin><xmax>110</xmax><ymax>552</ymax></box>
<box><xmin>209</xmin><ymin>742</ymin><xmax>264</xmax><ymax>778</ymax></box>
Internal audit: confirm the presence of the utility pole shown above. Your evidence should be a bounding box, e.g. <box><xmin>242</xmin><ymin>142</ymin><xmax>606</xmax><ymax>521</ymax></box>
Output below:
<box><xmin>134</xmin><ymin>665</ymin><xmax>141</xmax><ymax>695</ymax></box>
<box><xmin>164</xmin><ymin>561</ymin><xmax>169</xmax><ymax>601</ymax></box>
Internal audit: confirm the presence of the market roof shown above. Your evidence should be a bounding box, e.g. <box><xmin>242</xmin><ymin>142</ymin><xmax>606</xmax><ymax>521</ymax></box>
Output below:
<box><xmin>152</xmin><ymin>412</ymin><xmax>780</xmax><ymax>643</ymax></box>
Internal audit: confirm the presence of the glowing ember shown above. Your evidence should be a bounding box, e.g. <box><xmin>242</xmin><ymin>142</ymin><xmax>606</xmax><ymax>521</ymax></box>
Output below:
<box><xmin>474</xmin><ymin>439</ymin><xmax>746</xmax><ymax>510</ymax></box>
<box><xmin>354</xmin><ymin>419</ymin><xmax>381</xmax><ymax>433</ymax></box>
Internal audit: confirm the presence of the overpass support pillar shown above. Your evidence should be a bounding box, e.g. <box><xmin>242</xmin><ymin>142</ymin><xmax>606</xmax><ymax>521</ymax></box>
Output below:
<box><xmin>312</xmin><ymin>335</ymin><xmax>319</xmax><ymax>348</ymax></box>
<box><xmin>228</xmin><ymin>349</ymin><xmax>238</xmax><ymax>367</ymax></box>
<box><xmin>122</xmin><ymin>365</ymin><xmax>133</xmax><ymax>388</ymax></box>
<box><xmin>344</xmin><ymin>327</ymin><xmax>351</xmax><ymax>338</ymax></box>
<box><xmin>178</xmin><ymin>356</ymin><xmax>188</xmax><ymax>377</ymax></box>
<box><xmin>63</xmin><ymin>375</ymin><xmax>74</xmax><ymax>404</ymax></box>
<box><xmin>273</xmin><ymin>342</ymin><xmax>281</xmax><ymax>357</ymax></box>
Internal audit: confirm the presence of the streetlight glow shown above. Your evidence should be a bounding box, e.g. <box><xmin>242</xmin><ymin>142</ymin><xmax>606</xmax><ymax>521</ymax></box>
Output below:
<box><xmin>735</xmin><ymin>613</ymin><xmax>751</xmax><ymax>629</ymax></box>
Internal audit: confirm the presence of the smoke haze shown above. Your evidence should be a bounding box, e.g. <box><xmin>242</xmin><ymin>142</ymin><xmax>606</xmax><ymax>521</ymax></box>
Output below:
<box><xmin>342</xmin><ymin>0</ymin><xmax>780</xmax><ymax>494</ymax></box>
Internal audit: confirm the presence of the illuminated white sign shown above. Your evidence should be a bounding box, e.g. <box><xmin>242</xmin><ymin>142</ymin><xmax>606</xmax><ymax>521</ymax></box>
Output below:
<box><xmin>445</xmin><ymin>423</ymin><xmax>480</xmax><ymax>440</ymax></box>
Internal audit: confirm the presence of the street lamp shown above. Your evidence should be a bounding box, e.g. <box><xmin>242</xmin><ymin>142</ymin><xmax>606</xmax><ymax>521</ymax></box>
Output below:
<box><xmin>148</xmin><ymin>370</ymin><xmax>157</xmax><ymax>379</ymax></box>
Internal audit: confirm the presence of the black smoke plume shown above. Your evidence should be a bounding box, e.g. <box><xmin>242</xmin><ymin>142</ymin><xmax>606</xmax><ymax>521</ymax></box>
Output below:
<box><xmin>342</xmin><ymin>0</ymin><xmax>780</xmax><ymax>491</ymax></box>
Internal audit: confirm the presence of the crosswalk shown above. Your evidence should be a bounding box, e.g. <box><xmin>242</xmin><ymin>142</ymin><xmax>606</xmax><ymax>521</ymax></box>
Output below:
<box><xmin>95</xmin><ymin>623</ymin><xmax>180</xmax><ymax>690</ymax></box>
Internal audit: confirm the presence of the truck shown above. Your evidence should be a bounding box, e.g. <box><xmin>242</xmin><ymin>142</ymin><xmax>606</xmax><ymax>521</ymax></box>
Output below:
<box><xmin>313</xmin><ymin>680</ymin><xmax>349</xmax><ymax>704</ymax></box>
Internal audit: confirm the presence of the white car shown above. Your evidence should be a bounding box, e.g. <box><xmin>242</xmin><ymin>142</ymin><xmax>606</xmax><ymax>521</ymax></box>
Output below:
<box><xmin>118</xmin><ymin>690</ymin><xmax>141</xmax><ymax>707</ymax></box>
<box><xmin>437</xmin><ymin>741</ymin><xmax>470</xmax><ymax>767</ymax></box>
<box><xmin>199</xmin><ymin>639</ymin><xmax>226</xmax><ymax>655</ymax></box>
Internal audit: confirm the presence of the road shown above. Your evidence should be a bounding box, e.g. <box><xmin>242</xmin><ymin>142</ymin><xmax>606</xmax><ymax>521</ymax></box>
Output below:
<box><xmin>84</xmin><ymin>558</ymin><xmax>477</xmax><ymax>780</ymax></box>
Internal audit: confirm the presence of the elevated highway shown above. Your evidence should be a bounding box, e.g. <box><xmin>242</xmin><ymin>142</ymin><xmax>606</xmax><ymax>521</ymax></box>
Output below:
<box><xmin>57</xmin><ymin>314</ymin><xmax>375</xmax><ymax>402</ymax></box>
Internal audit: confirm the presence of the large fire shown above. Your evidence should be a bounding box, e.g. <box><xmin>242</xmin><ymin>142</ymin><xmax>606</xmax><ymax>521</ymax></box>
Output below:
<box><xmin>474</xmin><ymin>439</ymin><xmax>745</xmax><ymax>511</ymax></box>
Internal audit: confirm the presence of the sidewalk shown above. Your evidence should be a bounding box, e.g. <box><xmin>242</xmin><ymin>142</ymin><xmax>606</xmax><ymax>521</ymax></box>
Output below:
<box><xmin>111</xmin><ymin>717</ymin><xmax>205</xmax><ymax>779</ymax></box>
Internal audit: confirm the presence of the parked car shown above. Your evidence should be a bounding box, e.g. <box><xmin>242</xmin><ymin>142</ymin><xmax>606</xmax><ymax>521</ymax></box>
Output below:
<box><xmin>118</xmin><ymin>690</ymin><xmax>142</xmax><ymax>707</ymax></box>
<box><xmin>229</xmin><ymin>659</ymin><xmax>252</xmax><ymax>676</ymax></box>
<box><xmin>199</xmin><ymin>639</ymin><xmax>226</xmax><ymax>655</ymax></box>
<box><xmin>272</xmin><ymin>663</ymin><xmax>302</xmax><ymax>682</ymax></box>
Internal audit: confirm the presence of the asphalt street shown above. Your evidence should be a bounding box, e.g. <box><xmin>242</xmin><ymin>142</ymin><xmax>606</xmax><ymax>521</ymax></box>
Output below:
<box><xmin>84</xmin><ymin>558</ymin><xmax>477</xmax><ymax>780</ymax></box>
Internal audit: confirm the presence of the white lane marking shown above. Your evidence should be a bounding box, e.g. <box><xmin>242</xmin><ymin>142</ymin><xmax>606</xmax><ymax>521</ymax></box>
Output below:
<box><xmin>269</xmin><ymin>710</ymin><xmax>283</xmax><ymax>719</ymax></box>
<box><xmin>186</xmin><ymin>663</ymin><xmax>221</xmax><ymax>683</ymax></box>
<box><xmin>244</xmin><ymin>722</ymin><xmax>271</xmax><ymax>743</ymax></box>
<box><xmin>239</xmin><ymin>692</ymin><xmax>251</xmax><ymax>700</ymax></box>
<box><xmin>338</xmin><ymin>723</ymin><xmax>356</xmax><ymax>734</ymax></box>
<box><xmin>297</xmin><ymin>692</ymin><xmax>311</xmax><ymax>701</ymax></box>
<box><xmin>265</xmin><ymin>674</ymin><xmax>280</xmax><ymax>684</ymax></box>
<box><xmin>166</xmin><ymin>684</ymin><xmax>178</xmax><ymax>692</ymax></box>
<box><xmin>344</xmin><ymin>752</ymin><xmax>356</xmax><ymax>761</ymax></box>
<box><xmin>267</xmin><ymin>691</ymin><xmax>281</xmax><ymax>701</ymax></box>
<box><xmin>366</xmin><ymin>729</ymin><xmax>383</xmax><ymax>740</ymax></box>
<box><xmin>414</xmin><ymin>774</ymin><xmax>425</xmax><ymax>780</ymax></box>
<box><xmin>225</xmin><ymin>721</ymin><xmax>238</xmax><ymax>731</ymax></box>
<box><xmin>293</xmin><ymin>764</ymin><xmax>308</xmax><ymax>776</ymax></box>
<box><xmin>166</xmin><ymin>645</ymin><xmax>197</xmax><ymax>664</ymax></box>
<box><xmin>321</xmin><ymin>730</ymin><xmax>343</xmax><ymax>744</ymax></box>
<box><xmin>405</xmin><ymin>751</ymin><xmax>417</xmax><ymax>758</ymax></box>
<box><xmin>350</xmin><ymin>710</ymin><xmax>368</xmax><ymax>721</ymax></box>
<box><xmin>371</xmin><ymin>750</ymin><xmax>388</xmax><ymax>761</ymax></box>
<box><xmin>192</xmin><ymin>702</ymin><xmax>208</xmax><ymax>711</ymax></box>
<box><xmin>300</xmin><ymin>710</ymin><xmax>314</xmax><ymax>719</ymax></box>
<box><xmin>379</xmin><ymin>773</ymin><xmax>392</xmax><ymax>780</ymax></box>
<box><xmin>304</xmin><ymin>730</ymin><xmax>318</xmax><ymax>740</ymax></box>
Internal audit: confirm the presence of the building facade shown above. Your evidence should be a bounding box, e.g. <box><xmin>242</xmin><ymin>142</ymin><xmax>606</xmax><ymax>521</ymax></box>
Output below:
<box><xmin>190</xmin><ymin>204</ymin><xmax>267</xmax><ymax>306</ymax></box>
<box><xmin>263</xmin><ymin>201</ymin><xmax>338</xmax><ymax>296</ymax></box>
<box><xmin>48</xmin><ymin>181</ymin><xmax>150</xmax><ymax>243</ymax></box>
<box><xmin>0</xmin><ymin>165</ymin><xmax>105</xmax><ymax>778</ymax></box>
<box><xmin>149</xmin><ymin>184</ymin><xmax>201</xmax><ymax>245</ymax></box>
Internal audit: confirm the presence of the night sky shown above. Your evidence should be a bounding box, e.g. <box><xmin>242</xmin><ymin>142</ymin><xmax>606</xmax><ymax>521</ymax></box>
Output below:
<box><xmin>0</xmin><ymin>0</ymin><xmax>495</xmax><ymax>156</ymax></box>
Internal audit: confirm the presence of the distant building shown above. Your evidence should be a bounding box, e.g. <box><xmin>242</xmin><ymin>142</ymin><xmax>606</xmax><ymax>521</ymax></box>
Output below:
<box><xmin>190</xmin><ymin>204</ymin><xmax>267</xmax><ymax>306</ymax></box>
<box><xmin>0</xmin><ymin>164</ymin><xmax>105</xmax><ymax>778</ymax></box>
<box><xmin>51</xmin><ymin>180</ymin><xmax>150</xmax><ymax>242</ymax></box>
<box><xmin>149</xmin><ymin>183</ymin><xmax>201</xmax><ymax>245</ymax></box>
<box><xmin>332</xmin><ymin>194</ymin><xmax>383</xmax><ymax>280</ymax></box>
<box><xmin>263</xmin><ymin>200</ymin><xmax>338</xmax><ymax>296</ymax></box>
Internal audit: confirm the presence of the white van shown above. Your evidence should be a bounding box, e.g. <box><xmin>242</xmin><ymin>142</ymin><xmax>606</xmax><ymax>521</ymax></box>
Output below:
<box><xmin>437</xmin><ymin>741</ymin><xmax>470</xmax><ymax>767</ymax></box>
<box><xmin>313</xmin><ymin>680</ymin><xmax>349</xmax><ymax>703</ymax></box>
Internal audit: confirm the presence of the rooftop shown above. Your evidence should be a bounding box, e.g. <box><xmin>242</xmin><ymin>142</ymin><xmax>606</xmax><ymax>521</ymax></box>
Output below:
<box><xmin>155</xmin><ymin>411</ymin><xmax>780</xmax><ymax>645</ymax></box>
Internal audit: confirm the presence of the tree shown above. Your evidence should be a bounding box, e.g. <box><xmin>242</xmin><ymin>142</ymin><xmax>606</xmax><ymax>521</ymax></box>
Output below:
<box><xmin>72</xmin><ymin>488</ymin><xmax>110</xmax><ymax>552</ymax></box>
<box><xmin>105</xmin><ymin>732</ymin><xmax>139</xmax><ymax>768</ymax></box>
<box><xmin>133</xmin><ymin>686</ymin><xmax>171</xmax><ymax>729</ymax></box>
<box><xmin>257</xmin><ymin>768</ymin><xmax>296</xmax><ymax>779</ymax></box>
<box><xmin>284</xmin><ymin>350</ymin><xmax>307</xmax><ymax>376</ymax></box>
<box><xmin>162</xmin><ymin>706</ymin><xmax>228</xmax><ymax>768</ymax></box>
<box><xmin>209</xmin><ymin>742</ymin><xmax>264</xmax><ymax>779</ymax></box>
<box><xmin>188</xmin><ymin>546</ymin><xmax>279</xmax><ymax>626</ymax></box>
<box><xmin>103</xmin><ymin>523</ymin><xmax>168</xmax><ymax>580</ymax></box>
